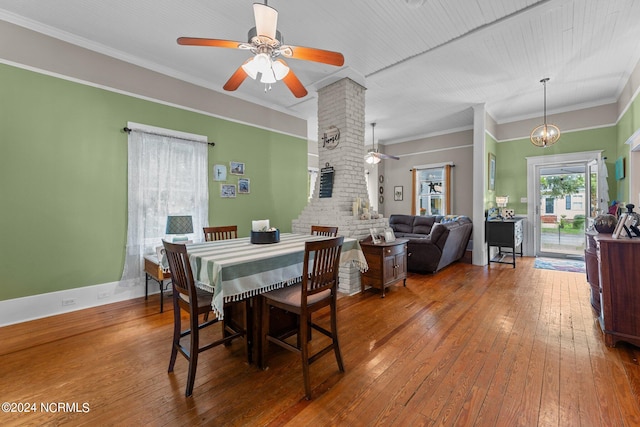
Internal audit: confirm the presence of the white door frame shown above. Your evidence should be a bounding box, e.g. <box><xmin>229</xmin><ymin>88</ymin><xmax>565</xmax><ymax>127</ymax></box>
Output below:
<box><xmin>627</xmin><ymin>129</ymin><xmax>640</xmax><ymax>208</ymax></box>
<box><xmin>526</xmin><ymin>150</ymin><xmax>603</xmax><ymax>256</ymax></box>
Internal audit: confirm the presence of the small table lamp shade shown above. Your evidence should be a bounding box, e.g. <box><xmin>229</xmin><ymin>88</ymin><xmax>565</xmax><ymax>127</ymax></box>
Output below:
<box><xmin>166</xmin><ymin>215</ymin><xmax>193</xmax><ymax>242</ymax></box>
<box><xmin>495</xmin><ymin>196</ymin><xmax>509</xmax><ymax>208</ymax></box>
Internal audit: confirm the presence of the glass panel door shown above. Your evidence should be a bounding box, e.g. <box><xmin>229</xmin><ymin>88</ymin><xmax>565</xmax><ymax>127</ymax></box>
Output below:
<box><xmin>537</xmin><ymin>163</ymin><xmax>588</xmax><ymax>258</ymax></box>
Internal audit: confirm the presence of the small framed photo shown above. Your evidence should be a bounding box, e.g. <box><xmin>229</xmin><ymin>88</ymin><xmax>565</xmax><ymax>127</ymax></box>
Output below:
<box><xmin>238</xmin><ymin>178</ymin><xmax>250</xmax><ymax>194</ymax></box>
<box><xmin>488</xmin><ymin>152</ymin><xmax>496</xmax><ymax>191</ymax></box>
<box><xmin>230</xmin><ymin>161</ymin><xmax>245</xmax><ymax>175</ymax></box>
<box><xmin>220</xmin><ymin>184</ymin><xmax>236</xmax><ymax>198</ymax></box>
<box><xmin>213</xmin><ymin>164</ymin><xmax>227</xmax><ymax>181</ymax></box>
<box><xmin>612</xmin><ymin>213</ymin><xmax>627</xmax><ymax>239</ymax></box>
<box><xmin>369</xmin><ymin>227</ymin><xmax>384</xmax><ymax>244</ymax></box>
<box><xmin>394</xmin><ymin>186</ymin><xmax>403</xmax><ymax>201</ymax></box>
<box><xmin>384</xmin><ymin>228</ymin><xmax>396</xmax><ymax>242</ymax></box>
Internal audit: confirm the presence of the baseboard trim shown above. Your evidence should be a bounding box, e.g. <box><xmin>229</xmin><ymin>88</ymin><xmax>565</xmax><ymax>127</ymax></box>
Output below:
<box><xmin>0</xmin><ymin>278</ymin><xmax>164</xmax><ymax>327</ymax></box>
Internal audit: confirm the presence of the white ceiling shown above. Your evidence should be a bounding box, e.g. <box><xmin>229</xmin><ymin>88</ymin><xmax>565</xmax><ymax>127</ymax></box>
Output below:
<box><xmin>1</xmin><ymin>0</ymin><xmax>640</xmax><ymax>144</ymax></box>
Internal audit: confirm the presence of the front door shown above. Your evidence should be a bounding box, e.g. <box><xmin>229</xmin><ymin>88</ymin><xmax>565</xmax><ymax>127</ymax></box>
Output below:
<box><xmin>536</xmin><ymin>162</ymin><xmax>591</xmax><ymax>258</ymax></box>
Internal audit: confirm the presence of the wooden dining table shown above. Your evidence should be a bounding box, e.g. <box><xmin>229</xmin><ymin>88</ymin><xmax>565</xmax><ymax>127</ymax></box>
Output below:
<box><xmin>185</xmin><ymin>233</ymin><xmax>368</xmax><ymax>365</ymax></box>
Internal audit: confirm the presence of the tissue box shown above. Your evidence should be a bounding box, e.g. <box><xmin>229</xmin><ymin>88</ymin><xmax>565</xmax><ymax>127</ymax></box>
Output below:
<box><xmin>250</xmin><ymin>229</ymin><xmax>280</xmax><ymax>244</ymax></box>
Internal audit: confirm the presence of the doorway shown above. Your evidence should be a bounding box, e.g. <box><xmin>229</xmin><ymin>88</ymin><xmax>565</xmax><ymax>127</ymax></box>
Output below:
<box><xmin>537</xmin><ymin>163</ymin><xmax>588</xmax><ymax>257</ymax></box>
<box><xmin>526</xmin><ymin>151</ymin><xmax>603</xmax><ymax>259</ymax></box>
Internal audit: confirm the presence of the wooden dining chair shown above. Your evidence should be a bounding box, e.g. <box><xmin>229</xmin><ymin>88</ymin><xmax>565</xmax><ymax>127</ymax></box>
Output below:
<box><xmin>310</xmin><ymin>225</ymin><xmax>339</xmax><ymax>237</ymax></box>
<box><xmin>162</xmin><ymin>240</ymin><xmax>247</xmax><ymax>397</ymax></box>
<box><xmin>260</xmin><ymin>236</ymin><xmax>345</xmax><ymax>400</ymax></box>
<box><xmin>203</xmin><ymin>225</ymin><xmax>238</xmax><ymax>241</ymax></box>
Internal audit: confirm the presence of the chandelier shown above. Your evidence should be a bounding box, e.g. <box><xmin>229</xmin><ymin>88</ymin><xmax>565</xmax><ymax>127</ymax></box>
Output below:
<box><xmin>530</xmin><ymin>78</ymin><xmax>560</xmax><ymax>147</ymax></box>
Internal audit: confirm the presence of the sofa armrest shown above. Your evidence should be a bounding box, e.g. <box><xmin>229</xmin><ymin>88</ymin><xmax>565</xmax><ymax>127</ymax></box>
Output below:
<box><xmin>406</xmin><ymin>238</ymin><xmax>442</xmax><ymax>273</ymax></box>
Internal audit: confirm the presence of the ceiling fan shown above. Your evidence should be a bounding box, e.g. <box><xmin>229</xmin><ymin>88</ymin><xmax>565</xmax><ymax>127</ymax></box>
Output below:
<box><xmin>177</xmin><ymin>1</ymin><xmax>345</xmax><ymax>98</ymax></box>
<box><xmin>365</xmin><ymin>123</ymin><xmax>399</xmax><ymax>164</ymax></box>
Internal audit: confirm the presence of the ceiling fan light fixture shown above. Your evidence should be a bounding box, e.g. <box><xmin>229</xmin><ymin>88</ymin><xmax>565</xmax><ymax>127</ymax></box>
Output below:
<box><xmin>254</xmin><ymin>52</ymin><xmax>272</xmax><ymax>74</ymax></box>
<box><xmin>364</xmin><ymin>122</ymin><xmax>381</xmax><ymax>164</ymax></box>
<box><xmin>530</xmin><ymin>78</ymin><xmax>560</xmax><ymax>148</ymax></box>
<box><xmin>253</xmin><ymin>3</ymin><xmax>278</xmax><ymax>39</ymax></box>
<box><xmin>260</xmin><ymin>69</ymin><xmax>277</xmax><ymax>84</ymax></box>
<box><xmin>241</xmin><ymin>57</ymin><xmax>259</xmax><ymax>79</ymax></box>
<box><xmin>271</xmin><ymin>59</ymin><xmax>290</xmax><ymax>80</ymax></box>
<box><xmin>365</xmin><ymin>152</ymin><xmax>381</xmax><ymax>164</ymax></box>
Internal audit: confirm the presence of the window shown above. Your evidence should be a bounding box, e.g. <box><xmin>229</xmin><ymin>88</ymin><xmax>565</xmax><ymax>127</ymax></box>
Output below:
<box><xmin>572</xmin><ymin>194</ymin><xmax>583</xmax><ymax>210</ymax></box>
<box><xmin>565</xmin><ymin>195</ymin><xmax>571</xmax><ymax>210</ymax></box>
<box><xmin>545</xmin><ymin>198</ymin><xmax>555</xmax><ymax>214</ymax></box>
<box><xmin>412</xmin><ymin>164</ymin><xmax>452</xmax><ymax>216</ymax></box>
<box><xmin>121</xmin><ymin>123</ymin><xmax>208</xmax><ymax>282</ymax></box>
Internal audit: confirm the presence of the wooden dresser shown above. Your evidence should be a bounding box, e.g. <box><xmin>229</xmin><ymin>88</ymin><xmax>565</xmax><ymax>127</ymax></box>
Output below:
<box><xmin>360</xmin><ymin>238</ymin><xmax>408</xmax><ymax>298</ymax></box>
<box><xmin>595</xmin><ymin>235</ymin><xmax>640</xmax><ymax>347</ymax></box>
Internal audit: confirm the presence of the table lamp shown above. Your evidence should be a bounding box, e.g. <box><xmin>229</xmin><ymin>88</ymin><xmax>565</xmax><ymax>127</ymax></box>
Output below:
<box><xmin>166</xmin><ymin>215</ymin><xmax>193</xmax><ymax>243</ymax></box>
<box><xmin>495</xmin><ymin>196</ymin><xmax>509</xmax><ymax>218</ymax></box>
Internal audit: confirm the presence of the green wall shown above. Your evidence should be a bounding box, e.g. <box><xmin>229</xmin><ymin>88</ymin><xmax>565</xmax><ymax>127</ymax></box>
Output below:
<box><xmin>494</xmin><ymin>126</ymin><xmax>618</xmax><ymax>215</ymax></box>
<box><xmin>616</xmin><ymin>92</ymin><xmax>640</xmax><ymax>202</ymax></box>
<box><xmin>485</xmin><ymin>132</ymin><xmax>498</xmax><ymax>209</ymax></box>
<box><xmin>0</xmin><ymin>64</ymin><xmax>307</xmax><ymax>301</ymax></box>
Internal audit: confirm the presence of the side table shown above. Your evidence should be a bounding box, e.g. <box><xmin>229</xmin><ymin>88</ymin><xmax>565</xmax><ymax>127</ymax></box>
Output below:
<box><xmin>486</xmin><ymin>218</ymin><xmax>524</xmax><ymax>268</ymax></box>
<box><xmin>143</xmin><ymin>255</ymin><xmax>172</xmax><ymax>312</ymax></box>
<box><xmin>359</xmin><ymin>238</ymin><xmax>409</xmax><ymax>298</ymax></box>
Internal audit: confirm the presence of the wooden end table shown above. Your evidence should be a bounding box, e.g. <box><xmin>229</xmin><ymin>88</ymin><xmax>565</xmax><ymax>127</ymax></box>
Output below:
<box><xmin>143</xmin><ymin>255</ymin><xmax>172</xmax><ymax>312</ymax></box>
<box><xmin>359</xmin><ymin>238</ymin><xmax>409</xmax><ymax>298</ymax></box>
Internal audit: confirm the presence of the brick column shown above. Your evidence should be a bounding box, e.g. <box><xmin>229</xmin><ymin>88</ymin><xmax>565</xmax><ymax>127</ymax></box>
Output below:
<box><xmin>292</xmin><ymin>78</ymin><xmax>387</xmax><ymax>294</ymax></box>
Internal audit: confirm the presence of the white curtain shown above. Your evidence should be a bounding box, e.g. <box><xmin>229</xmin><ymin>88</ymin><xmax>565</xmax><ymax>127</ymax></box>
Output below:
<box><xmin>598</xmin><ymin>157</ymin><xmax>610</xmax><ymax>215</ymax></box>
<box><xmin>121</xmin><ymin>130</ymin><xmax>208</xmax><ymax>281</ymax></box>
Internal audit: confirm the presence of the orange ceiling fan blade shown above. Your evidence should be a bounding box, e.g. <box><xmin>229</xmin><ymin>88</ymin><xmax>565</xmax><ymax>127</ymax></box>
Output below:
<box><xmin>177</xmin><ymin>37</ymin><xmax>244</xmax><ymax>49</ymax></box>
<box><xmin>223</xmin><ymin>65</ymin><xmax>249</xmax><ymax>91</ymax></box>
<box><xmin>280</xmin><ymin>66</ymin><xmax>308</xmax><ymax>98</ymax></box>
<box><xmin>280</xmin><ymin>45</ymin><xmax>344</xmax><ymax>66</ymax></box>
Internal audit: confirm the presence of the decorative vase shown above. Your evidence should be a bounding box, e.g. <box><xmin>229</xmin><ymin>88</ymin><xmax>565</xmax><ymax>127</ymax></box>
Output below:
<box><xmin>625</xmin><ymin>204</ymin><xmax>640</xmax><ymax>227</ymax></box>
<box><xmin>593</xmin><ymin>214</ymin><xmax>617</xmax><ymax>234</ymax></box>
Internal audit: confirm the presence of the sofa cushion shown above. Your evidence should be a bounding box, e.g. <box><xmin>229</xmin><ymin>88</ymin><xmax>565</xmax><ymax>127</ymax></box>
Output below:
<box><xmin>389</xmin><ymin>214</ymin><xmax>416</xmax><ymax>234</ymax></box>
<box><xmin>428</xmin><ymin>223</ymin><xmax>448</xmax><ymax>248</ymax></box>
<box><xmin>412</xmin><ymin>215</ymin><xmax>437</xmax><ymax>235</ymax></box>
<box><xmin>395</xmin><ymin>232</ymin><xmax>429</xmax><ymax>239</ymax></box>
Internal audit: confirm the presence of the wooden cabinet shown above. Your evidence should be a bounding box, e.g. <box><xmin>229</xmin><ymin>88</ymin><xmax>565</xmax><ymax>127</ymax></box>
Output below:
<box><xmin>486</xmin><ymin>218</ymin><xmax>524</xmax><ymax>267</ymax></box>
<box><xmin>360</xmin><ymin>239</ymin><xmax>408</xmax><ymax>298</ymax></box>
<box><xmin>584</xmin><ymin>232</ymin><xmax>600</xmax><ymax>313</ymax></box>
<box><xmin>595</xmin><ymin>235</ymin><xmax>640</xmax><ymax>347</ymax></box>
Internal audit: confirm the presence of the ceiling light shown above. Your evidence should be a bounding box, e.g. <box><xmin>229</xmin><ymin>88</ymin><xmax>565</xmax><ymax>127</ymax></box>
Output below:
<box><xmin>530</xmin><ymin>78</ymin><xmax>560</xmax><ymax>148</ymax></box>
<box><xmin>271</xmin><ymin>59</ymin><xmax>290</xmax><ymax>80</ymax></box>
<box><xmin>241</xmin><ymin>57</ymin><xmax>259</xmax><ymax>79</ymax></box>
<box><xmin>254</xmin><ymin>52</ymin><xmax>272</xmax><ymax>74</ymax></box>
<box><xmin>365</xmin><ymin>154</ymin><xmax>381</xmax><ymax>164</ymax></box>
<box><xmin>364</xmin><ymin>122</ymin><xmax>382</xmax><ymax>164</ymax></box>
<box><xmin>260</xmin><ymin>69</ymin><xmax>277</xmax><ymax>84</ymax></box>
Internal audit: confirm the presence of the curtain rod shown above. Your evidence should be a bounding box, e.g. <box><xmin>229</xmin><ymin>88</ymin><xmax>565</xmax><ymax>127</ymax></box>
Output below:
<box><xmin>122</xmin><ymin>127</ymin><xmax>215</xmax><ymax>147</ymax></box>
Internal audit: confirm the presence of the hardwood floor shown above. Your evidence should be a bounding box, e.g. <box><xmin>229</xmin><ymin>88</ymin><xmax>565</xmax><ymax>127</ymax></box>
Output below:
<box><xmin>2</xmin><ymin>258</ymin><xmax>640</xmax><ymax>426</ymax></box>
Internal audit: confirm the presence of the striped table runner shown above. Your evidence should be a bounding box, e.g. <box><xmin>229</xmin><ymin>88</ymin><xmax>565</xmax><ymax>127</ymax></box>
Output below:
<box><xmin>186</xmin><ymin>233</ymin><xmax>367</xmax><ymax>319</ymax></box>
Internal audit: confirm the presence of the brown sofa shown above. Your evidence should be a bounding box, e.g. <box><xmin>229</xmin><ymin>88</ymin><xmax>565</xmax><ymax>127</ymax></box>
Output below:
<box><xmin>388</xmin><ymin>214</ymin><xmax>473</xmax><ymax>273</ymax></box>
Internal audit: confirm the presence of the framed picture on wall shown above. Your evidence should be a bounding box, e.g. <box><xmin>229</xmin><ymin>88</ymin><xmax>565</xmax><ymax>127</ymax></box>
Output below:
<box><xmin>238</xmin><ymin>178</ymin><xmax>250</xmax><ymax>194</ymax></box>
<box><xmin>394</xmin><ymin>186</ymin><xmax>403</xmax><ymax>201</ymax></box>
<box><xmin>488</xmin><ymin>153</ymin><xmax>496</xmax><ymax>191</ymax></box>
<box><xmin>230</xmin><ymin>161</ymin><xmax>245</xmax><ymax>175</ymax></box>
<box><xmin>221</xmin><ymin>184</ymin><xmax>236</xmax><ymax>198</ymax></box>
<box><xmin>213</xmin><ymin>164</ymin><xmax>227</xmax><ymax>181</ymax></box>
